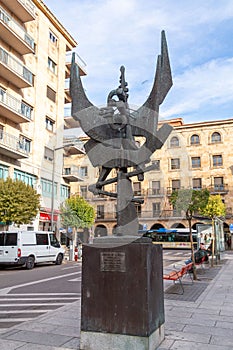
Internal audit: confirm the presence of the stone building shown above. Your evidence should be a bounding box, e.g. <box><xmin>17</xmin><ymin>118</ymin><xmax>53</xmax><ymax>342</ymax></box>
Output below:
<box><xmin>0</xmin><ymin>0</ymin><xmax>85</xmax><ymax>232</ymax></box>
<box><xmin>64</xmin><ymin>117</ymin><xmax>233</xmax><ymax>241</ymax></box>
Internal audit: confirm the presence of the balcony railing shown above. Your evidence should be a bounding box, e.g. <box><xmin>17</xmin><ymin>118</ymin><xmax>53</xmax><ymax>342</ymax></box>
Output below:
<box><xmin>66</xmin><ymin>52</ymin><xmax>87</xmax><ymax>76</ymax></box>
<box><xmin>0</xmin><ymin>7</ymin><xmax>34</xmax><ymax>51</ymax></box>
<box><xmin>0</xmin><ymin>47</ymin><xmax>33</xmax><ymax>85</ymax></box>
<box><xmin>0</xmin><ymin>88</ymin><xmax>33</xmax><ymax>121</ymax></box>
<box><xmin>138</xmin><ymin>210</ymin><xmax>184</xmax><ymax>219</ymax></box>
<box><xmin>19</xmin><ymin>0</ymin><xmax>36</xmax><ymax>17</ymax></box>
<box><xmin>208</xmin><ymin>185</ymin><xmax>228</xmax><ymax>194</ymax></box>
<box><xmin>0</xmin><ymin>130</ymin><xmax>29</xmax><ymax>156</ymax></box>
<box><xmin>1</xmin><ymin>0</ymin><xmax>35</xmax><ymax>22</ymax></box>
<box><xmin>147</xmin><ymin>188</ymin><xmax>165</xmax><ymax>196</ymax></box>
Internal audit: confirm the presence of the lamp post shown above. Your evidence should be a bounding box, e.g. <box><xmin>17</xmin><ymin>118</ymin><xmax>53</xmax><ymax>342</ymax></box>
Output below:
<box><xmin>51</xmin><ymin>141</ymin><xmax>85</xmax><ymax>235</ymax></box>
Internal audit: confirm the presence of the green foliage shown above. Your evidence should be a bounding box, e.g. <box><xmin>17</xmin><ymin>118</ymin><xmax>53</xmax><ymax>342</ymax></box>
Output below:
<box><xmin>169</xmin><ymin>188</ymin><xmax>210</xmax><ymax>216</ymax></box>
<box><xmin>60</xmin><ymin>195</ymin><xmax>95</xmax><ymax>229</ymax></box>
<box><xmin>201</xmin><ymin>194</ymin><xmax>226</xmax><ymax>219</ymax></box>
<box><xmin>0</xmin><ymin>178</ymin><xmax>40</xmax><ymax>226</ymax></box>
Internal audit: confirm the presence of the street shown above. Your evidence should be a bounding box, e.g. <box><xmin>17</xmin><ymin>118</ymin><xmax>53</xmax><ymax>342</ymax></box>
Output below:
<box><xmin>0</xmin><ymin>250</ymin><xmax>191</xmax><ymax>329</ymax></box>
<box><xmin>0</xmin><ymin>261</ymin><xmax>82</xmax><ymax>329</ymax></box>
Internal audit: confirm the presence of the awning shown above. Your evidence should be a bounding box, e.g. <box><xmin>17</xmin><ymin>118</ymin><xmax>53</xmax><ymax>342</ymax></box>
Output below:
<box><xmin>39</xmin><ymin>212</ymin><xmax>58</xmax><ymax>222</ymax></box>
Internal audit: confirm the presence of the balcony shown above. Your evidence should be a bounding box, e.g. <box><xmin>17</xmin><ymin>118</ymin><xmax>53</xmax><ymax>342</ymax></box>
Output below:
<box><xmin>64</xmin><ymin>107</ymin><xmax>80</xmax><ymax>128</ymax></box>
<box><xmin>147</xmin><ymin>188</ymin><xmax>165</xmax><ymax>197</ymax></box>
<box><xmin>65</xmin><ymin>52</ymin><xmax>87</xmax><ymax>78</ymax></box>
<box><xmin>0</xmin><ymin>88</ymin><xmax>33</xmax><ymax>123</ymax></box>
<box><xmin>95</xmin><ymin>212</ymin><xmax>116</xmax><ymax>221</ymax></box>
<box><xmin>63</xmin><ymin>139</ymin><xmax>85</xmax><ymax>155</ymax></box>
<box><xmin>64</xmin><ymin>79</ymin><xmax>71</xmax><ymax>103</ymax></box>
<box><xmin>1</xmin><ymin>0</ymin><xmax>36</xmax><ymax>22</ymax></box>
<box><xmin>0</xmin><ymin>131</ymin><xmax>29</xmax><ymax>159</ymax></box>
<box><xmin>0</xmin><ymin>7</ymin><xmax>34</xmax><ymax>55</ymax></box>
<box><xmin>63</xmin><ymin>167</ymin><xmax>84</xmax><ymax>182</ymax></box>
<box><xmin>0</xmin><ymin>48</ymin><xmax>33</xmax><ymax>88</ymax></box>
<box><xmin>208</xmin><ymin>184</ymin><xmax>229</xmax><ymax>195</ymax></box>
<box><xmin>139</xmin><ymin>210</ymin><xmax>184</xmax><ymax>219</ymax></box>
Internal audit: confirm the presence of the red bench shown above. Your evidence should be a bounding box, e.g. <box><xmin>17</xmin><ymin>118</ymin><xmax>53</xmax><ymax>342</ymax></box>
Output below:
<box><xmin>163</xmin><ymin>262</ymin><xmax>193</xmax><ymax>294</ymax></box>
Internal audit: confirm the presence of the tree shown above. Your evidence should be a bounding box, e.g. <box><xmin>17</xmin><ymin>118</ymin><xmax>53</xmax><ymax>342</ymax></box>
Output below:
<box><xmin>60</xmin><ymin>195</ymin><xmax>95</xmax><ymax>243</ymax></box>
<box><xmin>200</xmin><ymin>194</ymin><xmax>226</xmax><ymax>266</ymax></box>
<box><xmin>0</xmin><ymin>178</ymin><xmax>40</xmax><ymax>229</ymax></box>
<box><xmin>169</xmin><ymin>188</ymin><xmax>209</xmax><ymax>280</ymax></box>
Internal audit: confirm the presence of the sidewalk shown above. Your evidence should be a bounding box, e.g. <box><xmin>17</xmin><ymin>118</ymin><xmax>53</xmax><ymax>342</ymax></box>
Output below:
<box><xmin>0</xmin><ymin>251</ymin><xmax>233</xmax><ymax>350</ymax></box>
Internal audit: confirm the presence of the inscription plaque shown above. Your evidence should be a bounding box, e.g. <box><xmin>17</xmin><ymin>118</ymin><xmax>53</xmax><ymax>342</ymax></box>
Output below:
<box><xmin>100</xmin><ymin>252</ymin><xmax>126</xmax><ymax>272</ymax></box>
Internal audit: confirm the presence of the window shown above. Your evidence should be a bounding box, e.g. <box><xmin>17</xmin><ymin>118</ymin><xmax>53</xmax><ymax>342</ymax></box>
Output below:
<box><xmin>36</xmin><ymin>233</ymin><xmax>49</xmax><ymax>245</ymax></box>
<box><xmin>21</xmin><ymin>102</ymin><xmax>33</xmax><ymax>119</ymax></box>
<box><xmin>48</xmin><ymin>57</ymin><xmax>56</xmax><ymax>74</ymax></box>
<box><xmin>41</xmin><ymin>178</ymin><xmax>57</xmax><ymax>198</ymax></box>
<box><xmin>60</xmin><ymin>185</ymin><xmax>70</xmax><ymax>199</ymax></box>
<box><xmin>152</xmin><ymin>181</ymin><xmax>160</xmax><ymax>195</ymax></box>
<box><xmin>0</xmin><ymin>164</ymin><xmax>8</xmax><ymax>179</ymax></box>
<box><xmin>172</xmin><ymin>179</ymin><xmax>180</xmax><ymax>191</ymax></box>
<box><xmin>190</xmin><ymin>134</ymin><xmax>200</xmax><ymax>145</ymax></box>
<box><xmin>44</xmin><ymin>147</ymin><xmax>54</xmax><ymax>162</ymax></box>
<box><xmin>153</xmin><ymin>203</ymin><xmax>161</xmax><ymax>216</ymax></box>
<box><xmin>171</xmin><ymin>158</ymin><xmax>180</xmax><ymax>170</ymax></box>
<box><xmin>152</xmin><ymin>160</ymin><xmax>160</xmax><ymax>170</ymax></box>
<box><xmin>0</xmin><ymin>125</ymin><xmax>3</xmax><ymax>139</ymax></box>
<box><xmin>46</xmin><ymin>117</ymin><xmax>54</xmax><ymax>132</ymax></box>
<box><xmin>14</xmin><ymin>170</ymin><xmax>36</xmax><ymax>187</ymax></box>
<box><xmin>47</xmin><ymin>86</ymin><xmax>56</xmax><ymax>102</ymax></box>
<box><xmin>133</xmin><ymin>182</ymin><xmax>141</xmax><ymax>196</ymax></box>
<box><xmin>170</xmin><ymin>136</ymin><xmax>179</xmax><ymax>147</ymax></box>
<box><xmin>49</xmin><ymin>30</ymin><xmax>58</xmax><ymax>45</ymax></box>
<box><xmin>191</xmin><ymin>157</ymin><xmax>201</xmax><ymax>168</ymax></box>
<box><xmin>80</xmin><ymin>166</ymin><xmax>88</xmax><ymax>177</ymax></box>
<box><xmin>80</xmin><ymin>185</ymin><xmax>88</xmax><ymax>198</ymax></box>
<box><xmin>135</xmin><ymin>204</ymin><xmax>142</xmax><ymax>217</ymax></box>
<box><xmin>214</xmin><ymin>177</ymin><xmax>224</xmax><ymax>191</ymax></box>
<box><xmin>18</xmin><ymin>136</ymin><xmax>31</xmax><ymax>153</ymax></box>
<box><xmin>213</xmin><ymin>155</ymin><xmax>223</xmax><ymax>167</ymax></box>
<box><xmin>211</xmin><ymin>132</ymin><xmax>221</xmax><ymax>143</ymax></box>
<box><xmin>192</xmin><ymin>178</ymin><xmax>202</xmax><ymax>190</ymax></box>
<box><xmin>97</xmin><ymin>205</ymin><xmax>104</xmax><ymax>219</ymax></box>
<box><xmin>0</xmin><ymin>87</ymin><xmax>6</xmax><ymax>102</ymax></box>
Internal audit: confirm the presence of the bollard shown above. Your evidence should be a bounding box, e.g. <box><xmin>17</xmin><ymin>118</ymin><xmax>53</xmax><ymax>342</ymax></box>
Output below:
<box><xmin>74</xmin><ymin>246</ymin><xmax>78</xmax><ymax>261</ymax></box>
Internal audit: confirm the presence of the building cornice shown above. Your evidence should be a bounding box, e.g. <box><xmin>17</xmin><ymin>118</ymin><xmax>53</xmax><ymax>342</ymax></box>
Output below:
<box><xmin>32</xmin><ymin>0</ymin><xmax>77</xmax><ymax>49</ymax></box>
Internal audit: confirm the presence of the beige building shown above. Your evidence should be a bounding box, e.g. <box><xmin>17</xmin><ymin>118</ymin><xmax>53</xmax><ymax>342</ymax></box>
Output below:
<box><xmin>64</xmin><ymin>117</ymin><xmax>233</xmax><ymax>241</ymax></box>
<box><xmin>0</xmin><ymin>0</ymin><xmax>85</xmax><ymax>232</ymax></box>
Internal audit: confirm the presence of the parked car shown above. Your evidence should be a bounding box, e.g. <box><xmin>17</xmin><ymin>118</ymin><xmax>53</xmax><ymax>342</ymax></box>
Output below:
<box><xmin>0</xmin><ymin>231</ymin><xmax>64</xmax><ymax>269</ymax></box>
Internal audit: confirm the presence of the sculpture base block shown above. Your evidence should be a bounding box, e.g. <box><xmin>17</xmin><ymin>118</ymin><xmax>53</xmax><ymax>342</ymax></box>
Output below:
<box><xmin>80</xmin><ymin>325</ymin><xmax>164</xmax><ymax>350</ymax></box>
<box><xmin>80</xmin><ymin>241</ymin><xmax>164</xmax><ymax>350</ymax></box>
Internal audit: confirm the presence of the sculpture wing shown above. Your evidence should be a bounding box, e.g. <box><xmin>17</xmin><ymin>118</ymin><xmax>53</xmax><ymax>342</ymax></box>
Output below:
<box><xmin>70</xmin><ymin>52</ymin><xmax>94</xmax><ymax>115</ymax></box>
<box><xmin>131</xmin><ymin>30</ymin><xmax>173</xmax><ymax>137</ymax></box>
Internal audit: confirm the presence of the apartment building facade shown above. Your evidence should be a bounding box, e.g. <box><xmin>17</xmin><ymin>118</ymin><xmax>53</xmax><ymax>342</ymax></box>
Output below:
<box><xmin>64</xmin><ymin>117</ymin><xmax>233</xmax><ymax>241</ymax></box>
<box><xmin>0</xmin><ymin>0</ymin><xmax>85</xmax><ymax>232</ymax></box>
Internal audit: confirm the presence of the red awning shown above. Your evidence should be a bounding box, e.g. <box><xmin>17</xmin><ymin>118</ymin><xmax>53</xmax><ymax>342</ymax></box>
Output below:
<box><xmin>39</xmin><ymin>212</ymin><xmax>58</xmax><ymax>222</ymax></box>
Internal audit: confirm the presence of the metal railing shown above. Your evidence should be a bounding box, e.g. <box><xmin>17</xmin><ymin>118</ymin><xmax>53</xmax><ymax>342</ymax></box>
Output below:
<box><xmin>66</xmin><ymin>52</ymin><xmax>87</xmax><ymax>70</ymax></box>
<box><xmin>0</xmin><ymin>130</ymin><xmax>29</xmax><ymax>155</ymax></box>
<box><xmin>0</xmin><ymin>47</ymin><xmax>33</xmax><ymax>85</ymax></box>
<box><xmin>0</xmin><ymin>7</ymin><xmax>34</xmax><ymax>50</ymax></box>
<box><xmin>0</xmin><ymin>88</ymin><xmax>33</xmax><ymax>120</ymax></box>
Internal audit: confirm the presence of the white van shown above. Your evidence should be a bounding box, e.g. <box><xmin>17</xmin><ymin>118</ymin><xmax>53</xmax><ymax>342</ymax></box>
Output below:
<box><xmin>0</xmin><ymin>231</ymin><xmax>65</xmax><ymax>269</ymax></box>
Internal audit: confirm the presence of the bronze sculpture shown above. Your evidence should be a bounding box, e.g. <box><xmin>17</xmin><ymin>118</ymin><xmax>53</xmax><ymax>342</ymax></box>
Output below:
<box><xmin>70</xmin><ymin>30</ymin><xmax>173</xmax><ymax>236</ymax></box>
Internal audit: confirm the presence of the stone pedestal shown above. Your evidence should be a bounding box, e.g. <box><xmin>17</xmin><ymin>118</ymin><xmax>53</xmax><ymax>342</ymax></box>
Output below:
<box><xmin>80</xmin><ymin>239</ymin><xmax>164</xmax><ymax>350</ymax></box>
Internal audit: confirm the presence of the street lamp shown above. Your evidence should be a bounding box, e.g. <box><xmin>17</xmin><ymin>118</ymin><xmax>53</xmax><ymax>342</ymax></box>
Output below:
<box><xmin>51</xmin><ymin>141</ymin><xmax>85</xmax><ymax>234</ymax></box>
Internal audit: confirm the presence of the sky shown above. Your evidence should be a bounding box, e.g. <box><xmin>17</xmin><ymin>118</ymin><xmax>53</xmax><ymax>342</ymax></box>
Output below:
<box><xmin>45</xmin><ymin>0</ymin><xmax>233</xmax><ymax>124</ymax></box>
